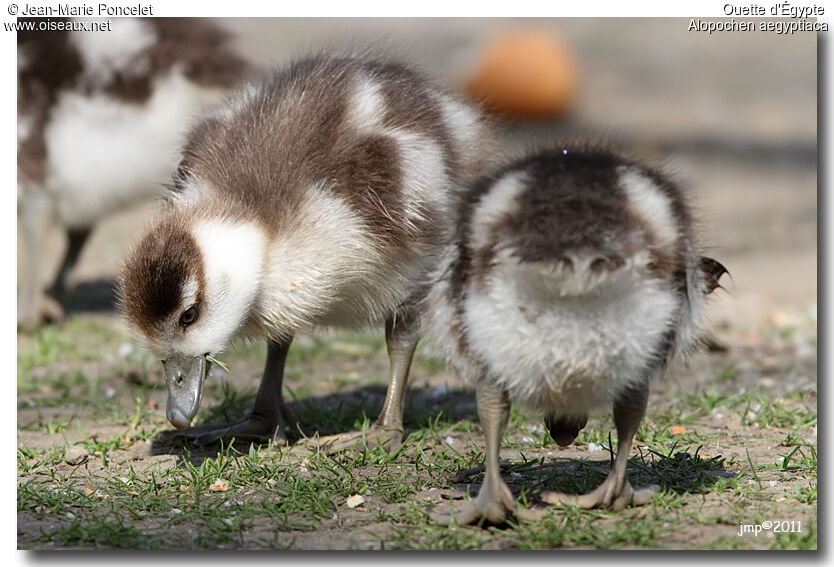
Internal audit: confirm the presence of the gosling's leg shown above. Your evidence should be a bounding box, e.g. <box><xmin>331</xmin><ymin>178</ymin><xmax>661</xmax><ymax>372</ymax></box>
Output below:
<box><xmin>310</xmin><ymin>309</ymin><xmax>419</xmax><ymax>452</ymax></box>
<box><xmin>542</xmin><ymin>379</ymin><xmax>659</xmax><ymax>510</ymax></box>
<box><xmin>431</xmin><ymin>385</ymin><xmax>516</xmax><ymax>525</ymax></box>
<box><xmin>44</xmin><ymin>226</ymin><xmax>91</xmax><ymax>313</ymax></box>
<box><xmin>18</xmin><ymin>189</ymin><xmax>60</xmax><ymax>329</ymax></box>
<box><xmin>183</xmin><ymin>337</ymin><xmax>300</xmax><ymax>446</ymax></box>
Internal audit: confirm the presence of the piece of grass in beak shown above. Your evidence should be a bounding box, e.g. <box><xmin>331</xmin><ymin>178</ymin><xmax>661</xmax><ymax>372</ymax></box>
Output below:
<box><xmin>205</xmin><ymin>355</ymin><xmax>231</xmax><ymax>373</ymax></box>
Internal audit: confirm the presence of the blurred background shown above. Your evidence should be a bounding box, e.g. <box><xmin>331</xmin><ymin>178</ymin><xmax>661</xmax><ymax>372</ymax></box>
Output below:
<box><xmin>16</xmin><ymin>19</ymin><xmax>817</xmax><ymax>550</ymax></box>
<box><xmin>18</xmin><ymin>17</ymin><xmax>817</xmax><ymax>388</ymax></box>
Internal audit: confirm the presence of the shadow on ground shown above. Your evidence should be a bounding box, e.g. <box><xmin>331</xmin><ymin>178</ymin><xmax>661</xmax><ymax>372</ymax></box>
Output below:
<box><xmin>148</xmin><ymin>384</ymin><xmax>478</xmax><ymax>465</ymax></box>
<box><xmin>451</xmin><ymin>449</ymin><xmax>736</xmax><ymax>506</ymax></box>
<box><xmin>65</xmin><ymin>278</ymin><xmax>119</xmax><ymax>314</ymax></box>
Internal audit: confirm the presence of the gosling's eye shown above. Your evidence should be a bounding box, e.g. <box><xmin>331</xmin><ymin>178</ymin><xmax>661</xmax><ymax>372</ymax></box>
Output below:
<box><xmin>179</xmin><ymin>306</ymin><xmax>199</xmax><ymax>328</ymax></box>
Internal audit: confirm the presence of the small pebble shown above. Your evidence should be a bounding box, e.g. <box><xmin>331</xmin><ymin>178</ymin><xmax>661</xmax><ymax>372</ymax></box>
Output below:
<box><xmin>444</xmin><ymin>436</ymin><xmax>456</xmax><ymax>447</ymax></box>
<box><xmin>346</xmin><ymin>494</ymin><xmax>365</xmax><ymax>508</ymax></box>
<box><xmin>63</xmin><ymin>445</ymin><xmax>88</xmax><ymax>466</ymax></box>
<box><xmin>587</xmin><ymin>442</ymin><xmax>604</xmax><ymax>452</ymax></box>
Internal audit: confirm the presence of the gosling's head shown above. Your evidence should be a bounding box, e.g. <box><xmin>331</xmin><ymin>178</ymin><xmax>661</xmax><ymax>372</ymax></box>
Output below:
<box><xmin>119</xmin><ymin>212</ymin><xmax>265</xmax><ymax>429</ymax></box>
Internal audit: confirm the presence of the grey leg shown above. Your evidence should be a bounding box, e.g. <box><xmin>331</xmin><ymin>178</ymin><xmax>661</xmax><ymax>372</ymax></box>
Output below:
<box><xmin>308</xmin><ymin>308</ymin><xmax>419</xmax><ymax>452</ymax></box>
<box><xmin>431</xmin><ymin>384</ymin><xmax>517</xmax><ymax>525</ymax></box>
<box><xmin>45</xmin><ymin>226</ymin><xmax>91</xmax><ymax>306</ymax></box>
<box><xmin>542</xmin><ymin>378</ymin><xmax>659</xmax><ymax>510</ymax></box>
<box><xmin>184</xmin><ymin>337</ymin><xmax>300</xmax><ymax>446</ymax></box>
<box><xmin>18</xmin><ymin>189</ymin><xmax>54</xmax><ymax>329</ymax></box>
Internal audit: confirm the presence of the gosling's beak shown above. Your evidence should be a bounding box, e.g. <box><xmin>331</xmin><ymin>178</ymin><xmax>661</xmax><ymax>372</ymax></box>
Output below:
<box><xmin>162</xmin><ymin>355</ymin><xmax>207</xmax><ymax>430</ymax></box>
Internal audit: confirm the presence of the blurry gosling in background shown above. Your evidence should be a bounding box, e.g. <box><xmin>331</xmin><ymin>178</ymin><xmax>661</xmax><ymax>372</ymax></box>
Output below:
<box><xmin>118</xmin><ymin>54</ymin><xmax>492</xmax><ymax>449</ymax></box>
<box><xmin>17</xmin><ymin>18</ymin><xmax>249</xmax><ymax>329</ymax></box>
<box><xmin>427</xmin><ymin>145</ymin><xmax>727</xmax><ymax>525</ymax></box>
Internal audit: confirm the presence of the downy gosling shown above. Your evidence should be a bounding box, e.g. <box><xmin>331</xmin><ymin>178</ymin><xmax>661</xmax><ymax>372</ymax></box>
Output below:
<box><xmin>119</xmin><ymin>54</ymin><xmax>492</xmax><ymax>449</ymax></box>
<box><xmin>427</xmin><ymin>145</ymin><xmax>726</xmax><ymax>524</ymax></box>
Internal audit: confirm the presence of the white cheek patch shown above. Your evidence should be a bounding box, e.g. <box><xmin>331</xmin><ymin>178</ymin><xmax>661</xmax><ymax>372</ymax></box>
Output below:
<box><xmin>176</xmin><ymin>219</ymin><xmax>266</xmax><ymax>355</ymax></box>
<box><xmin>619</xmin><ymin>166</ymin><xmax>679</xmax><ymax>249</ymax></box>
<box><xmin>470</xmin><ymin>171</ymin><xmax>527</xmax><ymax>249</ymax></box>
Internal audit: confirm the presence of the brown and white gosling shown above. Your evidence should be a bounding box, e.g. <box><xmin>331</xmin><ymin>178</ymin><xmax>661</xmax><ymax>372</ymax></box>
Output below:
<box><xmin>426</xmin><ymin>145</ymin><xmax>726</xmax><ymax>524</ymax></box>
<box><xmin>17</xmin><ymin>18</ymin><xmax>249</xmax><ymax>329</ymax></box>
<box><xmin>118</xmin><ymin>54</ymin><xmax>491</xmax><ymax>448</ymax></box>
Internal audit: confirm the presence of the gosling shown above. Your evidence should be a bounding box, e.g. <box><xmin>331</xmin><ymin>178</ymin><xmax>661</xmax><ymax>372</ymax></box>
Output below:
<box><xmin>119</xmin><ymin>54</ymin><xmax>491</xmax><ymax>449</ymax></box>
<box><xmin>17</xmin><ymin>18</ymin><xmax>248</xmax><ymax>329</ymax></box>
<box><xmin>426</xmin><ymin>145</ymin><xmax>726</xmax><ymax>524</ymax></box>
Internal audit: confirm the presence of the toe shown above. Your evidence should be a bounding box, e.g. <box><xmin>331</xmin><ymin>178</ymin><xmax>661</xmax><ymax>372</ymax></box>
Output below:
<box><xmin>632</xmin><ymin>484</ymin><xmax>660</xmax><ymax>506</ymax></box>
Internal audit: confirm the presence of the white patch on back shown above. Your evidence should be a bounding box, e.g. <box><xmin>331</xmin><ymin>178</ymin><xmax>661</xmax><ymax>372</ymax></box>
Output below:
<box><xmin>436</xmin><ymin>94</ymin><xmax>486</xmax><ymax>172</ymax></box>
<box><xmin>389</xmin><ymin>129</ymin><xmax>449</xmax><ymax>230</ymax></box>
<box><xmin>44</xmin><ymin>69</ymin><xmax>225</xmax><ymax>228</ymax></box>
<box><xmin>348</xmin><ymin>78</ymin><xmax>385</xmax><ymax>131</ymax></box>
<box><xmin>347</xmin><ymin>76</ymin><xmax>451</xmax><ymax>235</ymax></box>
<box><xmin>462</xmin><ymin>263</ymin><xmax>678</xmax><ymax>414</ymax></box>
<box><xmin>470</xmin><ymin>171</ymin><xmax>527</xmax><ymax>249</ymax></box>
<box><xmin>619</xmin><ymin>166</ymin><xmax>678</xmax><ymax>249</ymax></box>
<box><xmin>70</xmin><ymin>19</ymin><xmax>157</xmax><ymax>87</ymax></box>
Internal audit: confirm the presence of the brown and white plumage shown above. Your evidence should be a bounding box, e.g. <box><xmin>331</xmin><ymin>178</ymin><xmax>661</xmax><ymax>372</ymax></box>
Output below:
<box><xmin>17</xmin><ymin>18</ymin><xmax>249</xmax><ymax>328</ymax></box>
<box><xmin>427</xmin><ymin>145</ymin><xmax>725</xmax><ymax>524</ymax></box>
<box><xmin>119</xmin><ymin>54</ymin><xmax>492</xmax><ymax>445</ymax></box>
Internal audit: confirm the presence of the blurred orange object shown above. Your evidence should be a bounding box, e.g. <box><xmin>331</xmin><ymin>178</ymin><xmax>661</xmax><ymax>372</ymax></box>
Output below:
<box><xmin>466</xmin><ymin>29</ymin><xmax>579</xmax><ymax>119</ymax></box>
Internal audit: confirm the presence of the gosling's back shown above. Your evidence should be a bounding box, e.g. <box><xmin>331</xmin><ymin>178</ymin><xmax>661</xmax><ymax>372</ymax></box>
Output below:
<box><xmin>428</xmin><ymin>147</ymin><xmax>708</xmax><ymax>415</ymax></box>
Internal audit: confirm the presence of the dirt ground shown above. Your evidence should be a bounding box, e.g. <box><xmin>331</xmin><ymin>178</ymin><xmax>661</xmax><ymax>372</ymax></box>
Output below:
<box><xmin>17</xmin><ymin>19</ymin><xmax>817</xmax><ymax>550</ymax></box>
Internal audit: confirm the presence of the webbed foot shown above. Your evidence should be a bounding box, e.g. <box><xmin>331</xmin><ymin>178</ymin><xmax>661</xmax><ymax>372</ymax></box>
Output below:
<box><xmin>303</xmin><ymin>424</ymin><xmax>403</xmax><ymax>453</ymax></box>
<box><xmin>430</xmin><ymin>477</ymin><xmax>517</xmax><ymax>526</ymax></box>
<box><xmin>17</xmin><ymin>293</ymin><xmax>65</xmax><ymax>331</ymax></box>
<box><xmin>161</xmin><ymin>403</ymin><xmax>301</xmax><ymax>447</ymax></box>
<box><xmin>541</xmin><ymin>474</ymin><xmax>658</xmax><ymax>511</ymax></box>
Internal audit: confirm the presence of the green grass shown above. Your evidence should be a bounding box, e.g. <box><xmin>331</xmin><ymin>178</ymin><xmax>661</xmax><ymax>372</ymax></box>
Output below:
<box><xmin>17</xmin><ymin>318</ymin><xmax>817</xmax><ymax>550</ymax></box>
